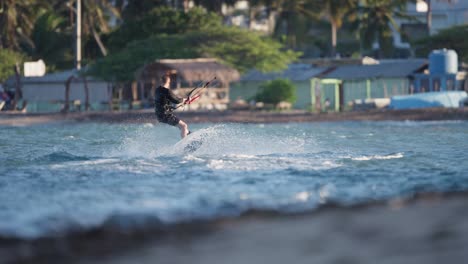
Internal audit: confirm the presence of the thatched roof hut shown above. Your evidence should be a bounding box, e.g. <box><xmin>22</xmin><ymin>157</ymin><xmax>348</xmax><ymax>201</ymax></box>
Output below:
<box><xmin>138</xmin><ymin>58</ymin><xmax>240</xmax><ymax>87</ymax></box>
<box><xmin>136</xmin><ymin>58</ymin><xmax>240</xmax><ymax>110</ymax></box>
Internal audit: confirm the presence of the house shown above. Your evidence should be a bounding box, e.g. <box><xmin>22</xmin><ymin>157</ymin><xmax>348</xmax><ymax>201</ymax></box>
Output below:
<box><xmin>412</xmin><ymin>49</ymin><xmax>466</xmax><ymax>93</ymax></box>
<box><xmin>312</xmin><ymin>59</ymin><xmax>428</xmax><ymax>112</ymax></box>
<box><xmin>136</xmin><ymin>58</ymin><xmax>240</xmax><ymax>111</ymax></box>
<box><xmin>397</xmin><ymin>0</ymin><xmax>468</xmax><ymax>36</ymax></box>
<box><xmin>3</xmin><ymin>69</ymin><xmax>111</xmax><ymax>113</ymax></box>
<box><xmin>230</xmin><ymin>63</ymin><xmax>328</xmax><ymax>110</ymax></box>
<box><xmin>390</xmin><ymin>50</ymin><xmax>468</xmax><ymax>109</ymax></box>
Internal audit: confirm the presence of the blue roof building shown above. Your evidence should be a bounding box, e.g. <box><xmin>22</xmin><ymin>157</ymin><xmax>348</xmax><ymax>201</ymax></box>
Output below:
<box><xmin>231</xmin><ymin>63</ymin><xmax>328</xmax><ymax>109</ymax></box>
<box><xmin>312</xmin><ymin>59</ymin><xmax>428</xmax><ymax>112</ymax></box>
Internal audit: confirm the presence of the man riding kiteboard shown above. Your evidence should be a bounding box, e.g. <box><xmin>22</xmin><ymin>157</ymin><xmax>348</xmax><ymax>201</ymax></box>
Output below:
<box><xmin>154</xmin><ymin>73</ymin><xmax>190</xmax><ymax>138</ymax></box>
<box><xmin>155</xmin><ymin>74</ymin><xmax>216</xmax><ymax>140</ymax></box>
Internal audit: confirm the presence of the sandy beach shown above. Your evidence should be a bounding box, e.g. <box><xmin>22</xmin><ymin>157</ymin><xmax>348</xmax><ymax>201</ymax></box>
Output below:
<box><xmin>0</xmin><ymin>108</ymin><xmax>467</xmax><ymax>126</ymax></box>
<box><xmin>1</xmin><ymin>192</ymin><xmax>467</xmax><ymax>264</ymax></box>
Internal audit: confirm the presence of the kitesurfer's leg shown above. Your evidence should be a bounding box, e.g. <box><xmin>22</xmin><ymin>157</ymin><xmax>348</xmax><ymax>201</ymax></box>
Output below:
<box><xmin>177</xmin><ymin>120</ymin><xmax>189</xmax><ymax>139</ymax></box>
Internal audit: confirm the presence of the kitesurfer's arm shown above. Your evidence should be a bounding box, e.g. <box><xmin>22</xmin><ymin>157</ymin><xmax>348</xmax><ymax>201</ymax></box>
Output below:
<box><xmin>167</xmin><ymin>89</ymin><xmax>184</xmax><ymax>104</ymax></box>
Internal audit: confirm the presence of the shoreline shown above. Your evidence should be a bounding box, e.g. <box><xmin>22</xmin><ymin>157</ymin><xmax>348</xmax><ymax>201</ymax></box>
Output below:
<box><xmin>0</xmin><ymin>108</ymin><xmax>467</xmax><ymax>126</ymax></box>
<box><xmin>1</xmin><ymin>191</ymin><xmax>467</xmax><ymax>264</ymax></box>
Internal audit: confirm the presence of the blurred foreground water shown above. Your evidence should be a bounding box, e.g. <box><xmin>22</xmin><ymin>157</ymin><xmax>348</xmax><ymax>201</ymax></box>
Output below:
<box><xmin>0</xmin><ymin>121</ymin><xmax>467</xmax><ymax>239</ymax></box>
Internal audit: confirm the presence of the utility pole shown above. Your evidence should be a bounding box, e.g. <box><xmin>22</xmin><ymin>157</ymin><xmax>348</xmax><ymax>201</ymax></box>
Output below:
<box><xmin>76</xmin><ymin>0</ymin><xmax>82</xmax><ymax>69</ymax></box>
<box><xmin>425</xmin><ymin>0</ymin><xmax>432</xmax><ymax>35</ymax></box>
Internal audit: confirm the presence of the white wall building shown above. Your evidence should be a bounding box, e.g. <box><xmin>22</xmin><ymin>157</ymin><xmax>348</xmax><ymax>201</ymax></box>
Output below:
<box><xmin>397</xmin><ymin>0</ymin><xmax>468</xmax><ymax>35</ymax></box>
<box><xmin>4</xmin><ymin>69</ymin><xmax>111</xmax><ymax>112</ymax></box>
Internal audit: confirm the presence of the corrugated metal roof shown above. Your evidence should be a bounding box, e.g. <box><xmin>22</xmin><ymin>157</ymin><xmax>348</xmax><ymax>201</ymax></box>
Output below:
<box><xmin>323</xmin><ymin>59</ymin><xmax>427</xmax><ymax>80</ymax></box>
<box><xmin>240</xmin><ymin>63</ymin><xmax>327</xmax><ymax>81</ymax></box>
<box><xmin>4</xmin><ymin>68</ymin><xmax>101</xmax><ymax>87</ymax></box>
<box><xmin>21</xmin><ymin>69</ymin><xmax>79</xmax><ymax>83</ymax></box>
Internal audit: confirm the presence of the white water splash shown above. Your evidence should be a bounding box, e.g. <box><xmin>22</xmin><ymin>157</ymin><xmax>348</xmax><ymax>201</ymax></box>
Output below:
<box><xmin>351</xmin><ymin>152</ymin><xmax>404</xmax><ymax>161</ymax></box>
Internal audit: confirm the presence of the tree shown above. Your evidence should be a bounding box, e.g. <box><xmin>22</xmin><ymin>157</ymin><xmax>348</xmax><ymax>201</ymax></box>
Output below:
<box><xmin>88</xmin><ymin>34</ymin><xmax>199</xmax><ymax>82</ymax></box>
<box><xmin>414</xmin><ymin>25</ymin><xmax>468</xmax><ymax>63</ymax></box>
<box><xmin>88</xmin><ymin>27</ymin><xmax>300</xmax><ymax>82</ymax></box>
<box><xmin>319</xmin><ymin>0</ymin><xmax>355</xmax><ymax>57</ymax></box>
<box><xmin>250</xmin><ymin>0</ymin><xmax>332</xmax><ymax>50</ymax></box>
<box><xmin>118</xmin><ymin>0</ymin><xmax>170</xmax><ymax>21</ymax></box>
<box><xmin>255</xmin><ymin>79</ymin><xmax>297</xmax><ymax>105</ymax></box>
<box><xmin>0</xmin><ymin>0</ymin><xmax>48</xmax><ymax>51</ymax></box>
<box><xmin>107</xmin><ymin>7</ymin><xmax>222</xmax><ymax>52</ymax></box>
<box><xmin>26</xmin><ymin>11</ymin><xmax>74</xmax><ymax>71</ymax></box>
<box><xmin>0</xmin><ymin>49</ymin><xmax>26</xmax><ymax>83</ymax></box>
<box><xmin>193</xmin><ymin>0</ymin><xmax>238</xmax><ymax>15</ymax></box>
<box><xmin>198</xmin><ymin>27</ymin><xmax>300</xmax><ymax>73</ymax></box>
<box><xmin>248</xmin><ymin>0</ymin><xmax>282</xmax><ymax>34</ymax></box>
<box><xmin>272</xmin><ymin>0</ymin><xmax>319</xmax><ymax>49</ymax></box>
<box><xmin>78</xmin><ymin>0</ymin><xmax>120</xmax><ymax>57</ymax></box>
<box><xmin>249</xmin><ymin>0</ymin><xmax>356</xmax><ymax>56</ymax></box>
<box><xmin>356</xmin><ymin>0</ymin><xmax>413</xmax><ymax>58</ymax></box>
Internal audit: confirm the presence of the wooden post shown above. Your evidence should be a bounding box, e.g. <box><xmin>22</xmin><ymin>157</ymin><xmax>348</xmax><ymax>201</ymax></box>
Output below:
<box><xmin>83</xmin><ymin>77</ymin><xmax>90</xmax><ymax>111</ymax></box>
<box><xmin>138</xmin><ymin>80</ymin><xmax>144</xmax><ymax>102</ymax></box>
<box><xmin>63</xmin><ymin>75</ymin><xmax>75</xmax><ymax>113</ymax></box>
<box><xmin>13</xmin><ymin>63</ymin><xmax>23</xmax><ymax>111</ymax></box>
<box><xmin>366</xmin><ymin>79</ymin><xmax>371</xmax><ymax>99</ymax></box>
<box><xmin>108</xmin><ymin>83</ymin><xmax>113</xmax><ymax>111</ymax></box>
<box><xmin>130</xmin><ymin>81</ymin><xmax>138</xmax><ymax>110</ymax></box>
<box><xmin>151</xmin><ymin>78</ymin><xmax>156</xmax><ymax>100</ymax></box>
<box><xmin>118</xmin><ymin>84</ymin><xmax>123</xmax><ymax>110</ymax></box>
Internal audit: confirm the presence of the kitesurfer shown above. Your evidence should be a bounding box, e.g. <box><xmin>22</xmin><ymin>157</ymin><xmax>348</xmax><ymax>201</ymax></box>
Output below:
<box><xmin>154</xmin><ymin>73</ymin><xmax>190</xmax><ymax>138</ymax></box>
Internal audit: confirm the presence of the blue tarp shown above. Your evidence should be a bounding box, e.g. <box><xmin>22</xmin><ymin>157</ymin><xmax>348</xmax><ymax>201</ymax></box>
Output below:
<box><xmin>390</xmin><ymin>91</ymin><xmax>467</xmax><ymax>109</ymax></box>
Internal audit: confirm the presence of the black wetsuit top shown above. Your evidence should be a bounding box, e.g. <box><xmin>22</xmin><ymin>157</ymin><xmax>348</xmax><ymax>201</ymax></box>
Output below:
<box><xmin>154</xmin><ymin>86</ymin><xmax>183</xmax><ymax>126</ymax></box>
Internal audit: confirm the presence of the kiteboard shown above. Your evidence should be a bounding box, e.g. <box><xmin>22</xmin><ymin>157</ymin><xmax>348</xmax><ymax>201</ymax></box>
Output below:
<box><xmin>175</xmin><ymin>130</ymin><xmax>208</xmax><ymax>153</ymax></box>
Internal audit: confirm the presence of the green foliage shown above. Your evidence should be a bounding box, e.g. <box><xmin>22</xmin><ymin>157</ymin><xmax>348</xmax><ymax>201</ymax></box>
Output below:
<box><xmin>356</xmin><ymin>0</ymin><xmax>413</xmax><ymax>58</ymax></box>
<box><xmin>254</xmin><ymin>79</ymin><xmax>297</xmax><ymax>105</ymax></box>
<box><xmin>120</xmin><ymin>0</ymin><xmax>170</xmax><ymax>20</ymax></box>
<box><xmin>107</xmin><ymin>7</ymin><xmax>222</xmax><ymax>51</ymax></box>
<box><xmin>88</xmin><ymin>34</ymin><xmax>199</xmax><ymax>82</ymax></box>
<box><xmin>197</xmin><ymin>27</ymin><xmax>301</xmax><ymax>73</ymax></box>
<box><xmin>0</xmin><ymin>49</ymin><xmax>27</xmax><ymax>83</ymax></box>
<box><xmin>193</xmin><ymin>0</ymin><xmax>238</xmax><ymax>14</ymax></box>
<box><xmin>414</xmin><ymin>25</ymin><xmax>468</xmax><ymax>63</ymax></box>
<box><xmin>89</xmin><ymin>27</ymin><xmax>300</xmax><ymax>82</ymax></box>
<box><xmin>272</xmin><ymin>0</ymin><xmax>322</xmax><ymax>49</ymax></box>
<box><xmin>0</xmin><ymin>0</ymin><xmax>49</xmax><ymax>51</ymax></box>
<box><xmin>27</xmin><ymin>11</ymin><xmax>73</xmax><ymax>71</ymax></box>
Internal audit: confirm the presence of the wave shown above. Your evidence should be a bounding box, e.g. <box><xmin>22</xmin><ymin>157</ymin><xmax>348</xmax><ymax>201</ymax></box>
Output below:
<box><xmin>350</xmin><ymin>152</ymin><xmax>404</xmax><ymax>161</ymax></box>
<box><xmin>373</xmin><ymin>120</ymin><xmax>466</xmax><ymax>127</ymax></box>
<box><xmin>34</xmin><ymin>151</ymin><xmax>92</xmax><ymax>163</ymax></box>
<box><xmin>1</xmin><ymin>190</ymin><xmax>464</xmax><ymax>243</ymax></box>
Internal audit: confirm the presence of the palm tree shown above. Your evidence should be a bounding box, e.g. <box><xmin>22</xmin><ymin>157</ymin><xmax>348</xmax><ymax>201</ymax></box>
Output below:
<box><xmin>253</xmin><ymin>0</ymin><xmax>318</xmax><ymax>49</ymax></box>
<box><xmin>28</xmin><ymin>11</ymin><xmax>73</xmax><ymax>70</ymax></box>
<box><xmin>80</xmin><ymin>0</ymin><xmax>120</xmax><ymax>56</ymax></box>
<box><xmin>247</xmin><ymin>0</ymin><xmax>281</xmax><ymax>33</ymax></box>
<box><xmin>0</xmin><ymin>0</ymin><xmax>48</xmax><ymax>51</ymax></box>
<box><xmin>319</xmin><ymin>0</ymin><xmax>355</xmax><ymax>57</ymax></box>
<box><xmin>250</xmin><ymin>0</ymin><xmax>355</xmax><ymax>56</ymax></box>
<box><xmin>357</xmin><ymin>0</ymin><xmax>412</xmax><ymax>58</ymax></box>
<box><xmin>119</xmin><ymin>0</ymin><xmax>169</xmax><ymax>20</ymax></box>
<box><xmin>64</xmin><ymin>0</ymin><xmax>120</xmax><ymax>57</ymax></box>
<box><xmin>193</xmin><ymin>0</ymin><xmax>238</xmax><ymax>15</ymax></box>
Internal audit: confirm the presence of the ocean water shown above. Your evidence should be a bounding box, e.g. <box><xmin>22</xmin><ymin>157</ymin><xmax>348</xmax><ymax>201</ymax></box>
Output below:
<box><xmin>0</xmin><ymin>121</ymin><xmax>467</xmax><ymax>239</ymax></box>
